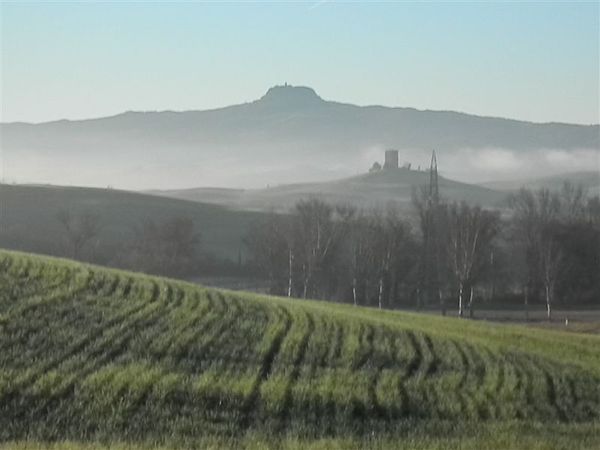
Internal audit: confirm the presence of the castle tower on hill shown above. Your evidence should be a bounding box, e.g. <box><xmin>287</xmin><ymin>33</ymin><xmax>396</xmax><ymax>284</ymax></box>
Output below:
<box><xmin>383</xmin><ymin>149</ymin><xmax>399</xmax><ymax>169</ymax></box>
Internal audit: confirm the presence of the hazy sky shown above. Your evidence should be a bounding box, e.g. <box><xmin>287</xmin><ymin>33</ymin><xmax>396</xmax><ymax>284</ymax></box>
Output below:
<box><xmin>1</xmin><ymin>2</ymin><xmax>598</xmax><ymax>124</ymax></box>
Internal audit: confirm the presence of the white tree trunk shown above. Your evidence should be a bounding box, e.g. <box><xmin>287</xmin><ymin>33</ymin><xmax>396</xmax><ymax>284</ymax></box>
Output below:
<box><xmin>468</xmin><ymin>286</ymin><xmax>474</xmax><ymax>319</ymax></box>
<box><xmin>524</xmin><ymin>285</ymin><xmax>529</xmax><ymax>321</ymax></box>
<box><xmin>378</xmin><ymin>277</ymin><xmax>383</xmax><ymax>309</ymax></box>
<box><xmin>287</xmin><ymin>248</ymin><xmax>293</xmax><ymax>297</ymax></box>
<box><xmin>545</xmin><ymin>284</ymin><xmax>552</xmax><ymax>321</ymax></box>
<box><xmin>458</xmin><ymin>282</ymin><xmax>464</xmax><ymax>318</ymax></box>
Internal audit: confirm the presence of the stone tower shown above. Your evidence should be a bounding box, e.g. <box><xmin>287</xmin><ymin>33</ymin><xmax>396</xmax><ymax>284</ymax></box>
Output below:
<box><xmin>383</xmin><ymin>149</ymin><xmax>399</xmax><ymax>169</ymax></box>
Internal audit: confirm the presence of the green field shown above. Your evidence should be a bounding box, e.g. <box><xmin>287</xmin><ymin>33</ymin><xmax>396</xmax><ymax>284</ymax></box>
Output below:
<box><xmin>1</xmin><ymin>250</ymin><xmax>599</xmax><ymax>449</ymax></box>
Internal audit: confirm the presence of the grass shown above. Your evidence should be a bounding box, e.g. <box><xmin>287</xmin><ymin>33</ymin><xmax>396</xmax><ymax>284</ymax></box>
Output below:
<box><xmin>0</xmin><ymin>249</ymin><xmax>599</xmax><ymax>449</ymax></box>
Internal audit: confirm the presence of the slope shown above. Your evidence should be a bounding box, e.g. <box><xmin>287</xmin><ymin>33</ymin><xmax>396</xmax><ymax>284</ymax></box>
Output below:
<box><xmin>0</xmin><ymin>184</ymin><xmax>265</xmax><ymax>263</ymax></box>
<box><xmin>481</xmin><ymin>171</ymin><xmax>600</xmax><ymax>195</ymax></box>
<box><xmin>149</xmin><ymin>167</ymin><xmax>507</xmax><ymax>212</ymax></box>
<box><xmin>0</xmin><ymin>250</ymin><xmax>599</xmax><ymax>449</ymax></box>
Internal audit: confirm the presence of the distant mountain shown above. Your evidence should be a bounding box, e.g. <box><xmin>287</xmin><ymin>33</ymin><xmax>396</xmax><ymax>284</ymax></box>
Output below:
<box><xmin>149</xmin><ymin>167</ymin><xmax>507</xmax><ymax>212</ymax></box>
<box><xmin>2</xmin><ymin>84</ymin><xmax>598</xmax><ymax>189</ymax></box>
<box><xmin>481</xmin><ymin>171</ymin><xmax>600</xmax><ymax>195</ymax></box>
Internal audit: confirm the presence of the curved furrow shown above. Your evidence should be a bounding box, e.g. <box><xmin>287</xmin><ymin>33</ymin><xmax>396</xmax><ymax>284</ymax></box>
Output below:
<box><xmin>452</xmin><ymin>341</ymin><xmax>470</xmax><ymax>389</ymax></box>
<box><xmin>278</xmin><ymin>310</ymin><xmax>315</xmax><ymax>431</ymax></box>
<box><xmin>448</xmin><ymin>340</ymin><xmax>470</xmax><ymax>417</ymax></box>
<box><xmin>303</xmin><ymin>316</ymin><xmax>337</xmax><ymax>432</ymax></box>
<box><xmin>531</xmin><ymin>359</ymin><xmax>569</xmax><ymax>422</ymax></box>
<box><xmin>490</xmin><ymin>350</ymin><xmax>506</xmax><ymax>419</ymax></box>
<box><xmin>398</xmin><ymin>331</ymin><xmax>425</xmax><ymax>417</ymax></box>
<box><xmin>20</xmin><ymin>290</ymin><xmax>181</xmax><ymax>424</ymax></box>
<box><xmin>0</xmin><ymin>270</ymin><xmax>109</xmax><ymax>355</ymax></box>
<box><xmin>0</xmin><ymin>275</ymin><xmax>114</xmax><ymax>367</ymax></box>
<box><xmin>329</xmin><ymin>322</ymin><xmax>345</xmax><ymax>367</ymax></box>
<box><xmin>90</xmin><ymin>290</ymin><xmax>209</xmax><ymax>427</ymax></box>
<box><xmin>476</xmin><ymin>347</ymin><xmax>502</xmax><ymax>420</ymax></box>
<box><xmin>352</xmin><ymin>323</ymin><xmax>375</xmax><ymax>371</ymax></box>
<box><xmin>0</xmin><ymin>268</ymin><xmax>62</xmax><ymax>312</ymax></box>
<box><xmin>4</xmin><ymin>279</ymin><xmax>165</xmax><ymax>396</ymax></box>
<box><xmin>103</xmin><ymin>274</ymin><xmax>122</xmax><ymax>298</ymax></box>
<box><xmin>458</xmin><ymin>342</ymin><xmax>494</xmax><ymax>419</ymax></box>
<box><xmin>415</xmin><ymin>333</ymin><xmax>442</xmax><ymax>418</ymax></box>
<box><xmin>123</xmin><ymin>287</ymin><xmax>204</xmax><ymax>361</ymax></box>
<box><xmin>367</xmin><ymin>327</ymin><xmax>391</xmax><ymax>421</ymax></box>
<box><xmin>164</xmin><ymin>291</ymin><xmax>229</xmax><ymax>371</ymax></box>
<box><xmin>121</xmin><ymin>277</ymin><xmax>133</xmax><ymax>298</ymax></box>
<box><xmin>402</xmin><ymin>331</ymin><xmax>423</xmax><ymax>380</ymax></box>
<box><xmin>216</xmin><ymin>301</ymin><xmax>272</xmax><ymax>369</ymax></box>
<box><xmin>144</xmin><ymin>291</ymin><xmax>213</xmax><ymax>363</ymax></box>
<box><xmin>178</xmin><ymin>293</ymin><xmax>244</xmax><ymax>372</ymax></box>
<box><xmin>515</xmin><ymin>357</ymin><xmax>539</xmax><ymax>418</ymax></box>
<box><xmin>240</xmin><ymin>305</ymin><xmax>293</xmax><ymax>428</ymax></box>
<box><xmin>1</xmin><ymin>267</ymin><xmax>94</xmax><ymax>322</ymax></box>
<box><xmin>388</xmin><ymin>334</ymin><xmax>410</xmax><ymax>419</ymax></box>
<box><xmin>511</xmin><ymin>362</ymin><xmax>527</xmax><ymax>419</ymax></box>
<box><xmin>422</xmin><ymin>335</ymin><xmax>440</xmax><ymax>377</ymax></box>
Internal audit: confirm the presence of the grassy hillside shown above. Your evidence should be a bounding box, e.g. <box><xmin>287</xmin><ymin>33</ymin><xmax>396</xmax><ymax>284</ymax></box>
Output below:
<box><xmin>0</xmin><ymin>184</ymin><xmax>265</xmax><ymax>263</ymax></box>
<box><xmin>1</xmin><ymin>250</ymin><xmax>599</xmax><ymax>449</ymax></box>
<box><xmin>150</xmin><ymin>168</ymin><xmax>507</xmax><ymax>212</ymax></box>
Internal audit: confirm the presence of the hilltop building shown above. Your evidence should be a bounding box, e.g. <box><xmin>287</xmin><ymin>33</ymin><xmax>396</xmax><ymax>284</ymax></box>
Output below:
<box><xmin>370</xmin><ymin>149</ymin><xmax>411</xmax><ymax>173</ymax></box>
<box><xmin>384</xmin><ymin>149</ymin><xmax>399</xmax><ymax>169</ymax></box>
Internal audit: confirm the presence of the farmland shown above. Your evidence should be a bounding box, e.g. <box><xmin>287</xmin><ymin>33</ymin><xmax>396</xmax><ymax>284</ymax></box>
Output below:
<box><xmin>1</xmin><ymin>250</ymin><xmax>599</xmax><ymax>449</ymax></box>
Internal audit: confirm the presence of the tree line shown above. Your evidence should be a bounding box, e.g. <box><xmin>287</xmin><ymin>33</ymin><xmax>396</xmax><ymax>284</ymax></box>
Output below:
<box><xmin>55</xmin><ymin>212</ymin><xmax>202</xmax><ymax>277</ymax></box>
<box><xmin>245</xmin><ymin>183</ymin><xmax>600</xmax><ymax>318</ymax></box>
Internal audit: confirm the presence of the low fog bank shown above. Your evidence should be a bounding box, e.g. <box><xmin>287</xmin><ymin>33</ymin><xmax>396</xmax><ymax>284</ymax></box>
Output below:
<box><xmin>2</xmin><ymin>146</ymin><xmax>598</xmax><ymax>191</ymax></box>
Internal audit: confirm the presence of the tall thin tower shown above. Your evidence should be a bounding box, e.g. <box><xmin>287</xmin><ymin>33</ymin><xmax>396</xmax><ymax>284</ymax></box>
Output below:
<box><xmin>420</xmin><ymin>150</ymin><xmax>445</xmax><ymax>314</ymax></box>
<box><xmin>428</xmin><ymin>150</ymin><xmax>439</xmax><ymax>205</ymax></box>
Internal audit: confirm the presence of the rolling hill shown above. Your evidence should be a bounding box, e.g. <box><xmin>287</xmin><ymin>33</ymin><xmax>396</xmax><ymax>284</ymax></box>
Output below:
<box><xmin>2</xmin><ymin>84</ymin><xmax>598</xmax><ymax>190</ymax></box>
<box><xmin>1</xmin><ymin>250</ymin><xmax>599</xmax><ymax>449</ymax></box>
<box><xmin>481</xmin><ymin>171</ymin><xmax>600</xmax><ymax>195</ymax></box>
<box><xmin>149</xmin><ymin>167</ymin><xmax>508</xmax><ymax>212</ymax></box>
<box><xmin>0</xmin><ymin>184</ymin><xmax>265</xmax><ymax>263</ymax></box>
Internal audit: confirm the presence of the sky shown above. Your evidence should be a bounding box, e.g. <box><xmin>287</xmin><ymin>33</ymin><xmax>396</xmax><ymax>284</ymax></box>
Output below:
<box><xmin>1</xmin><ymin>1</ymin><xmax>598</xmax><ymax>125</ymax></box>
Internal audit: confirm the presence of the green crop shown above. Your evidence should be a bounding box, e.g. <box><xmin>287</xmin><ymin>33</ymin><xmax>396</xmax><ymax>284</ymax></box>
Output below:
<box><xmin>0</xmin><ymin>249</ymin><xmax>598</xmax><ymax>449</ymax></box>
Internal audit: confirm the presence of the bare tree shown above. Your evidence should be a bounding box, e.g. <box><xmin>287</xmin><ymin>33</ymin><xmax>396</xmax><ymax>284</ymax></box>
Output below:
<box><xmin>587</xmin><ymin>195</ymin><xmax>600</xmax><ymax>226</ymax></box>
<box><xmin>412</xmin><ymin>186</ymin><xmax>447</xmax><ymax>313</ymax></box>
<box><xmin>509</xmin><ymin>188</ymin><xmax>562</xmax><ymax>320</ymax></box>
<box><xmin>56</xmin><ymin>210</ymin><xmax>101</xmax><ymax>259</ymax></box>
<box><xmin>244</xmin><ymin>213</ymin><xmax>290</xmax><ymax>295</ymax></box>
<box><xmin>349</xmin><ymin>214</ymin><xmax>372</xmax><ymax>306</ymax></box>
<box><xmin>370</xmin><ymin>209</ymin><xmax>413</xmax><ymax>309</ymax></box>
<box><xmin>559</xmin><ymin>182</ymin><xmax>586</xmax><ymax>223</ymax></box>
<box><xmin>346</xmin><ymin>208</ymin><xmax>416</xmax><ymax>309</ymax></box>
<box><xmin>128</xmin><ymin>217</ymin><xmax>200</xmax><ymax>276</ymax></box>
<box><xmin>445</xmin><ymin>202</ymin><xmax>499</xmax><ymax>318</ymax></box>
<box><xmin>293</xmin><ymin>199</ymin><xmax>354</xmax><ymax>299</ymax></box>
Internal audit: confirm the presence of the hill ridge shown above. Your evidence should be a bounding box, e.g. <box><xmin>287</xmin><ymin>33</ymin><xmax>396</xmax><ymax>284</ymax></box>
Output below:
<box><xmin>3</xmin><ymin>84</ymin><xmax>599</xmax><ymax>127</ymax></box>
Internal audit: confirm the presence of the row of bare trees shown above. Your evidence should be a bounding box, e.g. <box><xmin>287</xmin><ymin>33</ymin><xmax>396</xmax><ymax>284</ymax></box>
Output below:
<box><xmin>56</xmin><ymin>211</ymin><xmax>201</xmax><ymax>276</ymax></box>
<box><xmin>246</xmin><ymin>184</ymin><xmax>600</xmax><ymax>318</ymax></box>
<box><xmin>509</xmin><ymin>183</ymin><xmax>600</xmax><ymax>319</ymax></box>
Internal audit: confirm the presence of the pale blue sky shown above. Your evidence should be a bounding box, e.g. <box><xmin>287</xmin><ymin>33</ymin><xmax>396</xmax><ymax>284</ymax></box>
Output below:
<box><xmin>1</xmin><ymin>1</ymin><xmax>598</xmax><ymax>124</ymax></box>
